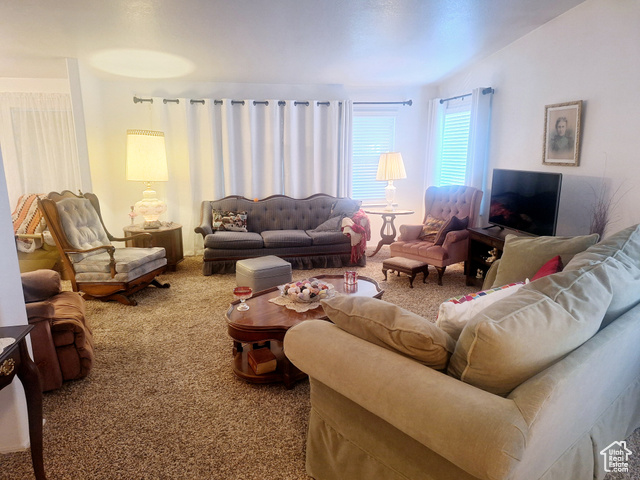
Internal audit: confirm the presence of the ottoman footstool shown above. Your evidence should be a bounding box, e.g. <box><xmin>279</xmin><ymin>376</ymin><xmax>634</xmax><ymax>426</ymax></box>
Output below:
<box><xmin>382</xmin><ymin>257</ymin><xmax>430</xmax><ymax>288</ymax></box>
<box><xmin>236</xmin><ymin>256</ymin><xmax>293</xmax><ymax>293</ymax></box>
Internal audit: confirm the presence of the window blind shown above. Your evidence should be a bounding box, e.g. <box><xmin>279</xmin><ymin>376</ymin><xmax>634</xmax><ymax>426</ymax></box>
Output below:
<box><xmin>438</xmin><ymin>109</ymin><xmax>471</xmax><ymax>186</ymax></box>
<box><xmin>351</xmin><ymin>115</ymin><xmax>396</xmax><ymax>200</ymax></box>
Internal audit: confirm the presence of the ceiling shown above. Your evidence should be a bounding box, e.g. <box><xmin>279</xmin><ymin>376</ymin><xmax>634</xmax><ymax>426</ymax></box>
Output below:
<box><xmin>0</xmin><ymin>0</ymin><xmax>585</xmax><ymax>86</ymax></box>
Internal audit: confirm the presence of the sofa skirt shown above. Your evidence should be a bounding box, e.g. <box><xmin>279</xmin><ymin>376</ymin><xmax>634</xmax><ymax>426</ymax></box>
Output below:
<box><xmin>202</xmin><ymin>251</ymin><xmax>365</xmax><ymax>275</ymax></box>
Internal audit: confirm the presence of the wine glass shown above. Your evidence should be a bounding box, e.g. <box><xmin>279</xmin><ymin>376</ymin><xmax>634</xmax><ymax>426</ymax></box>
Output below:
<box><xmin>233</xmin><ymin>286</ymin><xmax>252</xmax><ymax>311</ymax></box>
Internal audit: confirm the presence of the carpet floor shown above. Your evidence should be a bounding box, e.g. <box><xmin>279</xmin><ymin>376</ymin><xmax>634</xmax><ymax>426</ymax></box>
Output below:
<box><xmin>1</xmin><ymin>247</ymin><xmax>638</xmax><ymax>479</ymax></box>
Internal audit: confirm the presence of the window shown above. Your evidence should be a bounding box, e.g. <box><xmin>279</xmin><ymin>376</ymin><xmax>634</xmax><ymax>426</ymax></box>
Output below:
<box><xmin>437</xmin><ymin>102</ymin><xmax>471</xmax><ymax>186</ymax></box>
<box><xmin>351</xmin><ymin>111</ymin><xmax>396</xmax><ymax>200</ymax></box>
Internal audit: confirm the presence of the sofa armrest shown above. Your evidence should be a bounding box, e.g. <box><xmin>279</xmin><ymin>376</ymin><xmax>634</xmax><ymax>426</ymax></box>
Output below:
<box><xmin>195</xmin><ymin>201</ymin><xmax>214</xmax><ymax>239</ymax></box>
<box><xmin>284</xmin><ymin>320</ymin><xmax>527</xmax><ymax>480</ymax></box>
<box><xmin>26</xmin><ymin>301</ymin><xmax>56</xmax><ymax>321</ymax></box>
<box><xmin>398</xmin><ymin>224</ymin><xmax>424</xmax><ymax>241</ymax></box>
<box><xmin>21</xmin><ymin>269</ymin><xmax>61</xmax><ymax>303</ymax></box>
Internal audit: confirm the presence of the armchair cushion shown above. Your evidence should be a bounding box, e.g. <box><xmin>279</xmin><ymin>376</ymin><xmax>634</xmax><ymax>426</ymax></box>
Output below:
<box><xmin>73</xmin><ymin>247</ymin><xmax>166</xmax><ymax>273</ymax></box>
<box><xmin>57</xmin><ymin>197</ymin><xmax>110</xmax><ymax>261</ymax></box>
<box><xmin>75</xmin><ymin>257</ymin><xmax>167</xmax><ymax>283</ymax></box>
<box><xmin>491</xmin><ymin>233</ymin><xmax>599</xmax><ymax>288</ymax></box>
<box><xmin>321</xmin><ymin>296</ymin><xmax>456</xmax><ymax>370</ymax></box>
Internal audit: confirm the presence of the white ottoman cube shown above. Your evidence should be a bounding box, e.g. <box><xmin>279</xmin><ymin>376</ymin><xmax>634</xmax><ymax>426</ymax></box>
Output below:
<box><xmin>236</xmin><ymin>256</ymin><xmax>292</xmax><ymax>292</ymax></box>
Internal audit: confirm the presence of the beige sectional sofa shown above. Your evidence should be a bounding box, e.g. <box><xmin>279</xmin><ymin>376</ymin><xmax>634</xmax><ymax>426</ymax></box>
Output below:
<box><xmin>284</xmin><ymin>224</ymin><xmax>640</xmax><ymax>480</ymax></box>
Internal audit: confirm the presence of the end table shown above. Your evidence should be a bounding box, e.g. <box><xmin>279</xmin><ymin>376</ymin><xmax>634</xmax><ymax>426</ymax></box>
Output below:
<box><xmin>364</xmin><ymin>209</ymin><xmax>415</xmax><ymax>257</ymax></box>
<box><xmin>1</xmin><ymin>325</ymin><xmax>46</xmax><ymax>480</ymax></box>
<box><xmin>124</xmin><ymin>223</ymin><xmax>184</xmax><ymax>271</ymax></box>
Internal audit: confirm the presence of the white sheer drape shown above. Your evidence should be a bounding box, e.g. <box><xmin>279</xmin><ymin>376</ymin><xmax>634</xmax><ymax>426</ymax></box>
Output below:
<box><xmin>0</xmin><ymin>93</ymin><xmax>83</xmax><ymax>205</ymax></box>
<box><xmin>467</xmin><ymin>87</ymin><xmax>493</xmax><ymax>222</ymax></box>
<box><xmin>424</xmin><ymin>98</ymin><xmax>444</xmax><ymax>189</ymax></box>
<box><xmin>147</xmin><ymin>97</ymin><xmax>348</xmax><ymax>255</ymax></box>
<box><xmin>283</xmin><ymin>100</ymin><xmax>344</xmax><ymax>197</ymax></box>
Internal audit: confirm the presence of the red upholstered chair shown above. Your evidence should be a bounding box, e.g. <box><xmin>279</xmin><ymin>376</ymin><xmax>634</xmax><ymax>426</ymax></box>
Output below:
<box><xmin>22</xmin><ymin>269</ymin><xmax>93</xmax><ymax>391</ymax></box>
<box><xmin>390</xmin><ymin>185</ymin><xmax>483</xmax><ymax>285</ymax></box>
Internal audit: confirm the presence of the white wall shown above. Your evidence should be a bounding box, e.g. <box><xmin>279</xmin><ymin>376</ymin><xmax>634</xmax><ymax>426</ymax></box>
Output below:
<box><xmin>0</xmin><ymin>149</ymin><xmax>30</xmax><ymax>453</ymax></box>
<box><xmin>76</xmin><ymin>71</ymin><xmax>429</xmax><ymax>249</ymax></box>
<box><xmin>435</xmin><ymin>0</ymin><xmax>640</xmax><ymax>236</ymax></box>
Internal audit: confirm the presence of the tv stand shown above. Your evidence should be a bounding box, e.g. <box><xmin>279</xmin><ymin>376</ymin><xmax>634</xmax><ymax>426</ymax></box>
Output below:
<box><xmin>466</xmin><ymin>227</ymin><xmax>532</xmax><ymax>288</ymax></box>
<box><xmin>482</xmin><ymin>224</ymin><xmax>504</xmax><ymax>231</ymax></box>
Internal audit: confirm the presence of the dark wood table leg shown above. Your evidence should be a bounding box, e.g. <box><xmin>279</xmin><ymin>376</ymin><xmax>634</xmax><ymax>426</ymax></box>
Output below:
<box><xmin>17</xmin><ymin>339</ymin><xmax>46</xmax><ymax>480</ymax></box>
<box><xmin>369</xmin><ymin>213</ymin><xmax>398</xmax><ymax>257</ymax></box>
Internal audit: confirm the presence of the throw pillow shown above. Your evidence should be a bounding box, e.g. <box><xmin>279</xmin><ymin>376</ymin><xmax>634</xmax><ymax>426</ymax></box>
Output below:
<box><xmin>491</xmin><ymin>233</ymin><xmax>599</xmax><ymax>288</ymax></box>
<box><xmin>434</xmin><ymin>216</ymin><xmax>469</xmax><ymax>246</ymax></box>
<box><xmin>448</xmin><ymin>259</ymin><xmax>619</xmax><ymax>396</ymax></box>
<box><xmin>418</xmin><ymin>215</ymin><xmax>446</xmax><ymax>242</ymax></box>
<box><xmin>321</xmin><ymin>296</ymin><xmax>456</xmax><ymax>370</ymax></box>
<box><xmin>436</xmin><ymin>281</ymin><xmax>526</xmax><ymax>340</ymax></box>
<box><xmin>330</xmin><ymin>198</ymin><xmax>362</xmax><ymax>218</ymax></box>
<box><xmin>312</xmin><ymin>215</ymin><xmax>343</xmax><ymax>232</ymax></box>
<box><xmin>212</xmin><ymin>210</ymin><xmax>248</xmax><ymax>232</ymax></box>
<box><xmin>530</xmin><ymin>255</ymin><xmax>563</xmax><ymax>281</ymax></box>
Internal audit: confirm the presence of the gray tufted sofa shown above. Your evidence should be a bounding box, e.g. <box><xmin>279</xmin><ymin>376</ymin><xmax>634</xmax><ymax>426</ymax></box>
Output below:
<box><xmin>195</xmin><ymin>194</ymin><xmax>366</xmax><ymax>275</ymax></box>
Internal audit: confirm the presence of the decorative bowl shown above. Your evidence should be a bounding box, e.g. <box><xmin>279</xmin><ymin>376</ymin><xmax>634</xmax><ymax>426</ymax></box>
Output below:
<box><xmin>279</xmin><ymin>278</ymin><xmax>335</xmax><ymax>303</ymax></box>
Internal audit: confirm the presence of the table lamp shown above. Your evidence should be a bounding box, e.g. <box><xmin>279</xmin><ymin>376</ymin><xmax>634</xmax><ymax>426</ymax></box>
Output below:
<box><xmin>376</xmin><ymin>152</ymin><xmax>406</xmax><ymax>211</ymax></box>
<box><xmin>126</xmin><ymin>129</ymin><xmax>168</xmax><ymax>229</ymax></box>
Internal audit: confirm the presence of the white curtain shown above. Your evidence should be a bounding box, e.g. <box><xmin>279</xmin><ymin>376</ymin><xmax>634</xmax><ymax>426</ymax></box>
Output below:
<box><xmin>0</xmin><ymin>93</ymin><xmax>84</xmax><ymax>206</ymax></box>
<box><xmin>424</xmin><ymin>97</ymin><xmax>444</xmax><ymax>190</ymax></box>
<box><xmin>283</xmin><ymin>100</ymin><xmax>346</xmax><ymax>197</ymax></box>
<box><xmin>467</xmin><ymin>87</ymin><xmax>493</xmax><ymax>221</ymax></box>
<box><xmin>147</xmin><ymin>97</ymin><xmax>348</xmax><ymax>255</ymax></box>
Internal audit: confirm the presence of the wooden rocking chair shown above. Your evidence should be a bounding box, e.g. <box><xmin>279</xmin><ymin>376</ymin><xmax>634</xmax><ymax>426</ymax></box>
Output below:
<box><xmin>38</xmin><ymin>191</ymin><xmax>170</xmax><ymax>306</ymax></box>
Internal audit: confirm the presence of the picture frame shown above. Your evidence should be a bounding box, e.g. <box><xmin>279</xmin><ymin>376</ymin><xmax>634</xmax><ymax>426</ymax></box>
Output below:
<box><xmin>542</xmin><ymin>100</ymin><xmax>583</xmax><ymax>166</ymax></box>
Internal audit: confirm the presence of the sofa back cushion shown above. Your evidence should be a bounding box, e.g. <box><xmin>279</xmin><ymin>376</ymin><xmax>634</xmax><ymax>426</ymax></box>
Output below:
<box><xmin>564</xmin><ymin>224</ymin><xmax>640</xmax><ymax>328</ymax></box>
<box><xmin>448</xmin><ymin>258</ymin><xmax>620</xmax><ymax>396</ymax></box>
<box><xmin>209</xmin><ymin>194</ymin><xmax>347</xmax><ymax>232</ymax></box>
<box><xmin>491</xmin><ymin>233</ymin><xmax>599</xmax><ymax>288</ymax></box>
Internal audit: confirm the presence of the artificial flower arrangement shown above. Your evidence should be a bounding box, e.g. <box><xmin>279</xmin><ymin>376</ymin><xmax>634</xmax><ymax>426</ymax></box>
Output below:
<box><xmin>280</xmin><ymin>278</ymin><xmax>335</xmax><ymax>303</ymax></box>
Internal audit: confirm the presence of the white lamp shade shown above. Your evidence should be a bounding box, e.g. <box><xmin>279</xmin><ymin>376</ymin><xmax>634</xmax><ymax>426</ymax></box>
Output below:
<box><xmin>126</xmin><ymin>129</ymin><xmax>168</xmax><ymax>182</ymax></box>
<box><xmin>376</xmin><ymin>152</ymin><xmax>407</xmax><ymax>181</ymax></box>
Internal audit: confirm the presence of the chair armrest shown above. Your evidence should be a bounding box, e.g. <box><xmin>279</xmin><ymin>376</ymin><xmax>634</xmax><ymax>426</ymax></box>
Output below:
<box><xmin>25</xmin><ymin>301</ymin><xmax>56</xmax><ymax>320</ymax></box>
<box><xmin>284</xmin><ymin>320</ymin><xmax>527</xmax><ymax>480</ymax></box>
<box><xmin>441</xmin><ymin>228</ymin><xmax>469</xmax><ymax>247</ymax></box>
<box><xmin>111</xmin><ymin>232</ymin><xmax>152</xmax><ymax>247</ymax></box>
<box><xmin>21</xmin><ymin>270</ymin><xmax>62</xmax><ymax>302</ymax></box>
<box><xmin>67</xmin><ymin>245</ymin><xmax>117</xmax><ymax>277</ymax></box>
<box><xmin>398</xmin><ymin>224</ymin><xmax>424</xmax><ymax>241</ymax></box>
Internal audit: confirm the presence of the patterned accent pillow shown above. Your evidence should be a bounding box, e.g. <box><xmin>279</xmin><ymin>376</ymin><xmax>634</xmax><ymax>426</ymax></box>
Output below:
<box><xmin>418</xmin><ymin>215</ymin><xmax>446</xmax><ymax>241</ymax></box>
<box><xmin>436</xmin><ymin>281</ymin><xmax>527</xmax><ymax>340</ymax></box>
<box><xmin>212</xmin><ymin>210</ymin><xmax>248</xmax><ymax>232</ymax></box>
<box><xmin>434</xmin><ymin>216</ymin><xmax>469</xmax><ymax>246</ymax></box>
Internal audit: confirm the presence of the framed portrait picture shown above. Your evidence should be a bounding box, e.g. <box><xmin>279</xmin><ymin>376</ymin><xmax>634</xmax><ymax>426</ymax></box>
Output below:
<box><xmin>542</xmin><ymin>100</ymin><xmax>583</xmax><ymax>166</ymax></box>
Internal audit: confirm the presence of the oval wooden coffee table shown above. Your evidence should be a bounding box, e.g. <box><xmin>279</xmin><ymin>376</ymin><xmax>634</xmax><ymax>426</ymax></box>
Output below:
<box><xmin>226</xmin><ymin>274</ymin><xmax>383</xmax><ymax>388</ymax></box>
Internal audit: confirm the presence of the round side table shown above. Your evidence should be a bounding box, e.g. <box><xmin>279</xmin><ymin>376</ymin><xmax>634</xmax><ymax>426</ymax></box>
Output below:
<box><xmin>123</xmin><ymin>222</ymin><xmax>184</xmax><ymax>271</ymax></box>
<box><xmin>364</xmin><ymin>209</ymin><xmax>415</xmax><ymax>257</ymax></box>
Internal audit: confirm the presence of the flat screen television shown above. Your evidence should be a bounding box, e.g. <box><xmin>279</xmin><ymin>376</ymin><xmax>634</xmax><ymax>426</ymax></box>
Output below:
<box><xmin>488</xmin><ymin>169</ymin><xmax>562</xmax><ymax>236</ymax></box>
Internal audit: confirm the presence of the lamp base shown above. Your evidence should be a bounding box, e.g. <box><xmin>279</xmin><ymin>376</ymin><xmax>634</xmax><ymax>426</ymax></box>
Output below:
<box><xmin>143</xmin><ymin>220</ymin><xmax>162</xmax><ymax>229</ymax></box>
<box><xmin>384</xmin><ymin>181</ymin><xmax>396</xmax><ymax>211</ymax></box>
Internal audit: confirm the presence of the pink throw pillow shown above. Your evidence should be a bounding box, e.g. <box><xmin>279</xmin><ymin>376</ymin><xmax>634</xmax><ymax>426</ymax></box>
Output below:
<box><xmin>531</xmin><ymin>255</ymin><xmax>564</xmax><ymax>281</ymax></box>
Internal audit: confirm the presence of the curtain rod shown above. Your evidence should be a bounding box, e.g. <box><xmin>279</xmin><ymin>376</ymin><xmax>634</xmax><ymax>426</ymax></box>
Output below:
<box><xmin>133</xmin><ymin>96</ymin><xmax>412</xmax><ymax>107</ymax></box>
<box><xmin>439</xmin><ymin>88</ymin><xmax>494</xmax><ymax>104</ymax></box>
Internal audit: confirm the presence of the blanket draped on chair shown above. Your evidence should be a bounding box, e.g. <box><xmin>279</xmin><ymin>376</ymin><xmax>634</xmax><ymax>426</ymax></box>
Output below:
<box><xmin>12</xmin><ymin>193</ymin><xmax>47</xmax><ymax>253</ymax></box>
<box><xmin>341</xmin><ymin>209</ymin><xmax>371</xmax><ymax>264</ymax></box>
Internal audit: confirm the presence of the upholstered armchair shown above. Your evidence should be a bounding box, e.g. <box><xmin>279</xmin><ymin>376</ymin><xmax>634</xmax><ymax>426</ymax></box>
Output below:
<box><xmin>390</xmin><ymin>185</ymin><xmax>482</xmax><ymax>285</ymax></box>
<box><xmin>38</xmin><ymin>191</ymin><xmax>170</xmax><ymax>306</ymax></box>
<box><xmin>22</xmin><ymin>269</ymin><xmax>93</xmax><ymax>391</ymax></box>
